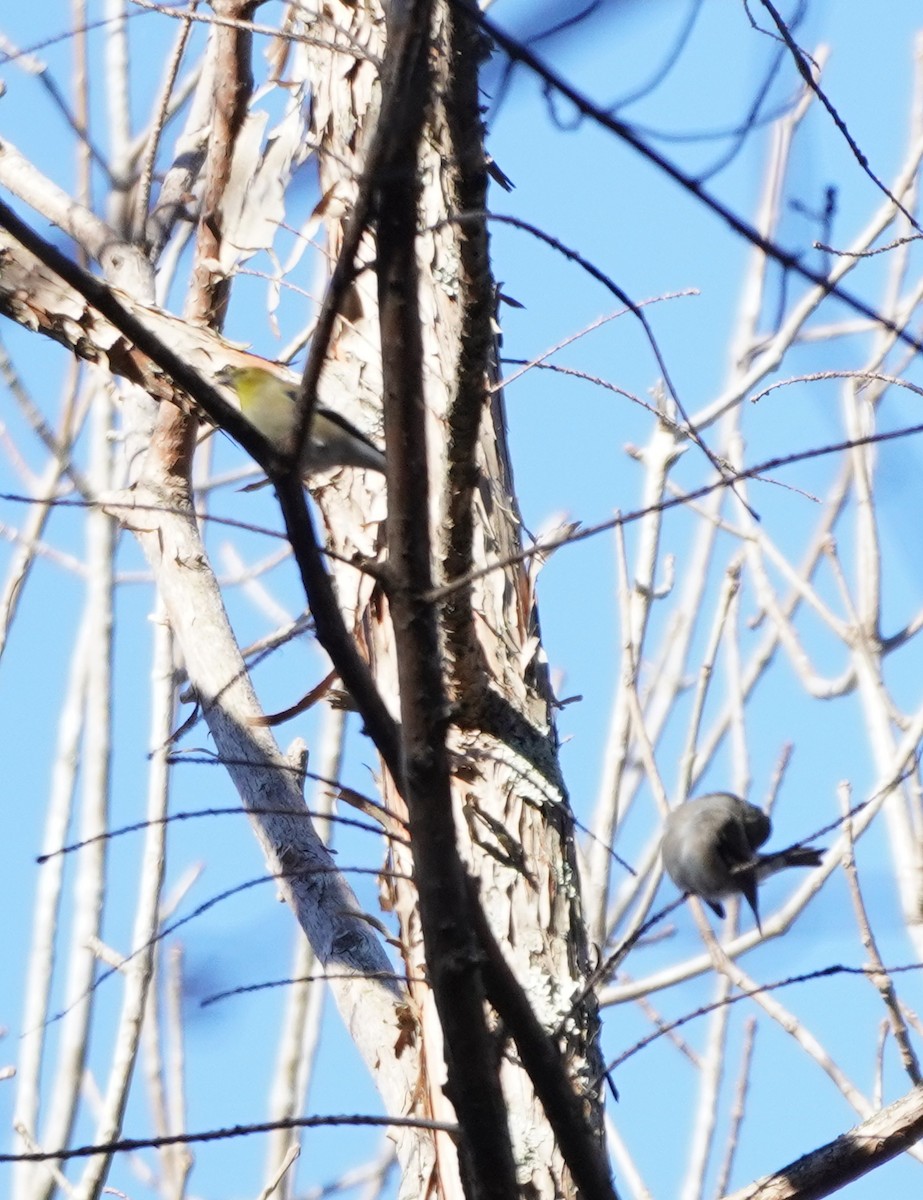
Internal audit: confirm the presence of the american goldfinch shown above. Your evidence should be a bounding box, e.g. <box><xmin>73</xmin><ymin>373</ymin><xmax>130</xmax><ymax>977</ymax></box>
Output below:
<box><xmin>661</xmin><ymin>792</ymin><xmax>823</xmax><ymax>932</ymax></box>
<box><xmin>216</xmin><ymin>365</ymin><xmax>386</xmax><ymax>475</ymax></box>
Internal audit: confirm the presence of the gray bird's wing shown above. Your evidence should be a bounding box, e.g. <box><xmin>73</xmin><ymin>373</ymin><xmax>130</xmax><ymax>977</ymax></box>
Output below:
<box><xmin>714</xmin><ymin>812</ymin><xmax>755</xmax><ymax>871</ymax></box>
<box><xmin>716</xmin><ymin>815</ymin><xmax>762</xmax><ymax>928</ymax></box>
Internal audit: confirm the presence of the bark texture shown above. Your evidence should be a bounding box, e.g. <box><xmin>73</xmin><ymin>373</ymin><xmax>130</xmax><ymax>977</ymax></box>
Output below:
<box><xmin>302</xmin><ymin>2</ymin><xmax>607</xmax><ymax>1195</ymax></box>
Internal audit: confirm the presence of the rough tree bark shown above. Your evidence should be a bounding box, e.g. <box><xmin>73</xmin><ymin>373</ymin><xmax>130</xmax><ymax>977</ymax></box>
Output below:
<box><xmin>302</xmin><ymin>2</ymin><xmax>608</xmax><ymax>1196</ymax></box>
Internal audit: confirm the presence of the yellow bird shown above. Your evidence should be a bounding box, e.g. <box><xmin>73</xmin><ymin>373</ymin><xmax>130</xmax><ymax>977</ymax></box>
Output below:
<box><xmin>216</xmin><ymin>365</ymin><xmax>386</xmax><ymax>475</ymax></box>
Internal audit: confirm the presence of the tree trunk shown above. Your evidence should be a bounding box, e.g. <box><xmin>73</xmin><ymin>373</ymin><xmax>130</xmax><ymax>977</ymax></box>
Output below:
<box><xmin>304</xmin><ymin>3</ymin><xmax>607</xmax><ymax>1194</ymax></box>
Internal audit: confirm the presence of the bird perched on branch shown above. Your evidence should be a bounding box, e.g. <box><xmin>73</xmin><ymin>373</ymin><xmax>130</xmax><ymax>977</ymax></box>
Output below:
<box><xmin>216</xmin><ymin>364</ymin><xmax>386</xmax><ymax>476</ymax></box>
<box><xmin>661</xmin><ymin>792</ymin><xmax>823</xmax><ymax>933</ymax></box>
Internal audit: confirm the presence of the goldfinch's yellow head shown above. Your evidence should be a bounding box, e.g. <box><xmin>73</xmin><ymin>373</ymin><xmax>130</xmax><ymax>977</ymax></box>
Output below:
<box><xmin>216</xmin><ymin>365</ymin><xmax>298</xmax><ymax>445</ymax></box>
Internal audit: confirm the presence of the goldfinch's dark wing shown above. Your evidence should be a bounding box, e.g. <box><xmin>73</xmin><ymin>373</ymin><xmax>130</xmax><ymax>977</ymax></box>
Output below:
<box><xmin>314</xmin><ymin>407</ymin><xmax>380</xmax><ymax>452</ymax></box>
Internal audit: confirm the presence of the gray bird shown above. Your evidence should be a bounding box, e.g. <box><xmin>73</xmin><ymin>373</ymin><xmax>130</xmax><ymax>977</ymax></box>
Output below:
<box><xmin>661</xmin><ymin>792</ymin><xmax>823</xmax><ymax>932</ymax></box>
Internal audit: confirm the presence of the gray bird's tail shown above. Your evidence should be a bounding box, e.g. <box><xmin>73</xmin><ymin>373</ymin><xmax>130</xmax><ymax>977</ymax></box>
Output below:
<box><xmin>735</xmin><ymin>844</ymin><xmax>823</xmax><ymax>933</ymax></box>
<box><xmin>753</xmin><ymin>845</ymin><xmax>824</xmax><ymax>881</ymax></box>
